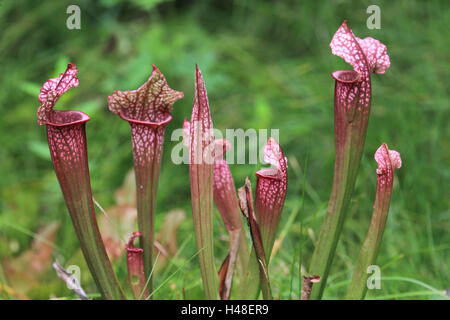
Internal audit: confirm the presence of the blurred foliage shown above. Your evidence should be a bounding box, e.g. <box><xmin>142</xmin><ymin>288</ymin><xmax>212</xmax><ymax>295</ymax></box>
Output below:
<box><xmin>0</xmin><ymin>0</ymin><xmax>449</xmax><ymax>299</ymax></box>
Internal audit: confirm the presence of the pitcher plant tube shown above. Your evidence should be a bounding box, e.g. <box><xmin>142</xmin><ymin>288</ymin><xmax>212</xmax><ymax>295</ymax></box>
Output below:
<box><xmin>108</xmin><ymin>65</ymin><xmax>184</xmax><ymax>293</ymax></box>
<box><xmin>213</xmin><ymin>139</ymin><xmax>249</xmax><ymax>299</ymax></box>
<box><xmin>238</xmin><ymin>137</ymin><xmax>288</xmax><ymax>299</ymax></box>
<box><xmin>308</xmin><ymin>21</ymin><xmax>390</xmax><ymax>299</ymax></box>
<box><xmin>37</xmin><ymin>63</ymin><xmax>125</xmax><ymax>300</ymax></box>
<box><xmin>126</xmin><ymin>232</ymin><xmax>149</xmax><ymax>299</ymax></box>
<box><xmin>346</xmin><ymin>144</ymin><xmax>401</xmax><ymax>300</ymax></box>
<box><xmin>188</xmin><ymin>65</ymin><xmax>220</xmax><ymax>299</ymax></box>
<box><xmin>184</xmin><ymin>121</ymin><xmax>248</xmax><ymax>300</ymax></box>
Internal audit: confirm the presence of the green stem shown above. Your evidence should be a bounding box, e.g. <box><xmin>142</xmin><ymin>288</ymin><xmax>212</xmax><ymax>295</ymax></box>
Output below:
<box><xmin>238</xmin><ymin>226</ymin><xmax>277</xmax><ymax>299</ymax></box>
<box><xmin>239</xmin><ymin>250</ymin><xmax>260</xmax><ymax>299</ymax></box>
<box><xmin>132</xmin><ymin>124</ymin><xmax>164</xmax><ymax>295</ymax></box>
<box><xmin>236</xmin><ymin>229</ymin><xmax>249</xmax><ymax>283</ymax></box>
<box><xmin>308</xmin><ymin>125</ymin><xmax>366</xmax><ymax>300</ymax></box>
<box><xmin>125</xmin><ymin>116</ymin><xmax>169</xmax><ymax>295</ymax></box>
<box><xmin>251</xmin><ymin>230</ymin><xmax>273</xmax><ymax>300</ymax></box>
<box><xmin>345</xmin><ymin>197</ymin><xmax>387</xmax><ymax>300</ymax></box>
<box><xmin>218</xmin><ymin>230</ymin><xmax>241</xmax><ymax>300</ymax></box>
<box><xmin>237</xmin><ymin>178</ymin><xmax>275</xmax><ymax>300</ymax></box>
<box><xmin>191</xmin><ymin>166</ymin><xmax>219</xmax><ymax>299</ymax></box>
<box><xmin>346</xmin><ymin>144</ymin><xmax>399</xmax><ymax>299</ymax></box>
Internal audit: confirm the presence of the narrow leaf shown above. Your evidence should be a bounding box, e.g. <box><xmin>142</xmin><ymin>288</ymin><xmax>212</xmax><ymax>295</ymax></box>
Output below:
<box><xmin>346</xmin><ymin>144</ymin><xmax>401</xmax><ymax>299</ymax></box>
<box><xmin>188</xmin><ymin>65</ymin><xmax>219</xmax><ymax>299</ymax></box>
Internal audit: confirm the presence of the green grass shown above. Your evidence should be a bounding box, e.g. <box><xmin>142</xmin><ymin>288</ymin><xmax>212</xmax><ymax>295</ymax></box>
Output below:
<box><xmin>0</xmin><ymin>0</ymin><xmax>449</xmax><ymax>299</ymax></box>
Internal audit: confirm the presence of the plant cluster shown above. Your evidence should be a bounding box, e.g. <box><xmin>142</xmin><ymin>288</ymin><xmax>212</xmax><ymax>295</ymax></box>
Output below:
<box><xmin>37</xmin><ymin>21</ymin><xmax>400</xmax><ymax>300</ymax></box>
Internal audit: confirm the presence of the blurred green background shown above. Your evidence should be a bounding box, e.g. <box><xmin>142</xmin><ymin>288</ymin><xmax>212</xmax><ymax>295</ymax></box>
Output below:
<box><xmin>0</xmin><ymin>0</ymin><xmax>449</xmax><ymax>299</ymax></box>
